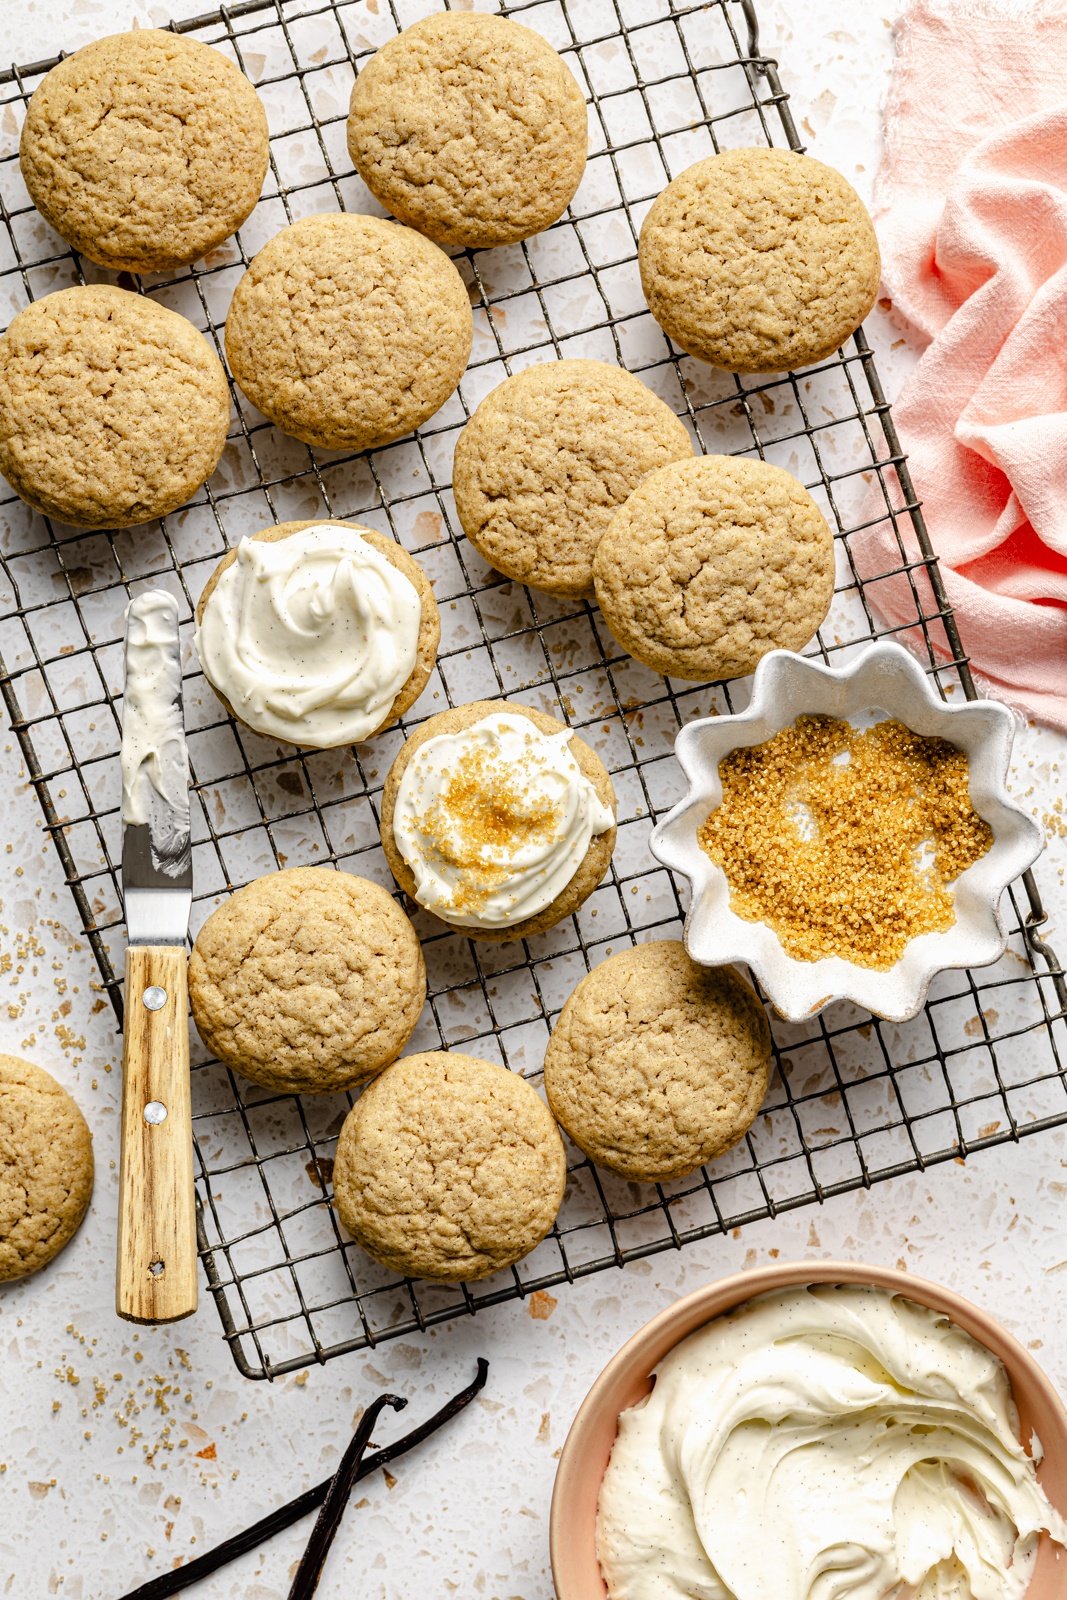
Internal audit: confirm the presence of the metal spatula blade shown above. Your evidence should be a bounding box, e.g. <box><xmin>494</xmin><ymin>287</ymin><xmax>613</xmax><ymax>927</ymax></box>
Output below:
<box><xmin>116</xmin><ymin>591</ymin><xmax>197</xmax><ymax>1325</ymax></box>
<box><xmin>120</xmin><ymin>591</ymin><xmax>192</xmax><ymax>935</ymax></box>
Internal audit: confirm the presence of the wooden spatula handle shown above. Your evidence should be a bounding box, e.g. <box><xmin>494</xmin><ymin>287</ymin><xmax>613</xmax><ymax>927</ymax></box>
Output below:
<box><xmin>116</xmin><ymin>945</ymin><xmax>198</xmax><ymax>1324</ymax></box>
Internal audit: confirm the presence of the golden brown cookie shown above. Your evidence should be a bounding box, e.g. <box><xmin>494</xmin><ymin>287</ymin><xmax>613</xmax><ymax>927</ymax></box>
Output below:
<box><xmin>347</xmin><ymin>12</ymin><xmax>587</xmax><ymax>248</ymax></box>
<box><xmin>195</xmin><ymin>519</ymin><xmax>441</xmax><ymax>744</ymax></box>
<box><xmin>543</xmin><ymin>941</ymin><xmax>771</xmax><ymax>1182</ymax></box>
<box><xmin>639</xmin><ymin>148</ymin><xmax>880</xmax><ymax>373</ymax></box>
<box><xmin>20</xmin><ymin>30</ymin><xmax>269</xmax><ymax>274</ymax></box>
<box><xmin>379</xmin><ymin>698</ymin><xmax>617</xmax><ymax>942</ymax></box>
<box><xmin>333</xmin><ymin>1051</ymin><xmax>567</xmax><ymax>1281</ymax></box>
<box><xmin>0</xmin><ymin>285</ymin><xmax>229</xmax><ymax>529</ymax></box>
<box><xmin>452</xmin><ymin>360</ymin><xmax>692</xmax><ymax>598</ymax></box>
<box><xmin>224</xmin><ymin>212</ymin><xmax>473</xmax><ymax>452</ymax></box>
<box><xmin>188</xmin><ymin>868</ymin><xmax>426</xmax><ymax>1094</ymax></box>
<box><xmin>0</xmin><ymin>1054</ymin><xmax>93</xmax><ymax>1282</ymax></box>
<box><xmin>593</xmin><ymin>455</ymin><xmax>835</xmax><ymax>682</ymax></box>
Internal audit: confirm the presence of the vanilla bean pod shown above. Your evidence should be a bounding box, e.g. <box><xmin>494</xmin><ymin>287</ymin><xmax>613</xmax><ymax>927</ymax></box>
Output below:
<box><xmin>287</xmin><ymin>1391</ymin><xmax>406</xmax><ymax>1600</ymax></box>
<box><xmin>117</xmin><ymin>1359</ymin><xmax>489</xmax><ymax>1600</ymax></box>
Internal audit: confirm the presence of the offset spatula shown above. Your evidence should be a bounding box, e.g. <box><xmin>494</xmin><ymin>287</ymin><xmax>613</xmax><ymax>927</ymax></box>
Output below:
<box><xmin>117</xmin><ymin>591</ymin><xmax>197</xmax><ymax>1324</ymax></box>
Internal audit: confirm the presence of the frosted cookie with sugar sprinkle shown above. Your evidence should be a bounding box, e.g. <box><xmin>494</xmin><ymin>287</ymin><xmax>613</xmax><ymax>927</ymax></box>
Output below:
<box><xmin>379</xmin><ymin>699</ymin><xmax>616</xmax><ymax>942</ymax></box>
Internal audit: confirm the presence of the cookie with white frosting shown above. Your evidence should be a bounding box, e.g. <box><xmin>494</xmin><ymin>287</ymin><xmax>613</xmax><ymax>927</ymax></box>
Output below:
<box><xmin>379</xmin><ymin>699</ymin><xmax>616</xmax><ymax>941</ymax></box>
<box><xmin>194</xmin><ymin>519</ymin><xmax>440</xmax><ymax>749</ymax></box>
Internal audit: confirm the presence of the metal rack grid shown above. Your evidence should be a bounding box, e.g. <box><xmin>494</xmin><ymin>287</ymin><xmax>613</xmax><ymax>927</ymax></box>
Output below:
<box><xmin>1</xmin><ymin>0</ymin><xmax>1065</xmax><ymax>1381</ymax></box>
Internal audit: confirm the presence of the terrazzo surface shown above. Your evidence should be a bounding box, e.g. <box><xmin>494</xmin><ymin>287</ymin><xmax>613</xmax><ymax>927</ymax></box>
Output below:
<box><xmin>1</xmin><ymin>1</ymin><xmax>1066</xmax><ymax>1596</ymax></box>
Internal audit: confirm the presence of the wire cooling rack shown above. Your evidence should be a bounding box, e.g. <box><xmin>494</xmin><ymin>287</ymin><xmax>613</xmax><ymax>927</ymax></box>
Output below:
<box><xmin>2</xmin><ymin>0</ymin><xmax>1065</xmax><ymax>1381</ymax></box>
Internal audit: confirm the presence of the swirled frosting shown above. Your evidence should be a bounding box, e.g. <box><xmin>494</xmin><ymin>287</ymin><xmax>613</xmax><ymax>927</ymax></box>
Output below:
<box><xmin>194</xmin><ymin>524</ymin><xmax>421</xmax><ymax>748</ymax></box>
<box><xmin>597</xmin><ymin>1284</ymin><xmax>1067</xmax><ymax>1600</ymax></box>
<box><xmin>391</xmin><ymin>710</ymin><xmax>614</xmax><ymax>928</ymax></box>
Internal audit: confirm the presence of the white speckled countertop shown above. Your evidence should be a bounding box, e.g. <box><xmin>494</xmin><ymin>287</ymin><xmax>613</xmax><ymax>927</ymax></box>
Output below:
<box><xmin>1</xmin><ymin>2</ymin><xmax>1066</xmax><ymax>1597</ymax></box>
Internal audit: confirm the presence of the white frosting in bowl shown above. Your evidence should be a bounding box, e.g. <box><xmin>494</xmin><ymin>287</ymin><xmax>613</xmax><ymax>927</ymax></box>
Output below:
<box><xmin>391</xmin><ymin>710</ymin><xmax>615</xmax><ymax>928</ymax></box>
<box><xmin>194</xmin><ymin>523</ymin><xmax>422</xmax><ymax>748</ymax></box>
<box><xmin>597</xmin><ymin>1284</ymin><xmax>1067</xmax><ymax>1600</ymax></box>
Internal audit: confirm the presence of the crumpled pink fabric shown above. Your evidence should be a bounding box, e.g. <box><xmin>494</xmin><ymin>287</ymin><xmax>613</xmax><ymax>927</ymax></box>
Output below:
<box><xmin>853</xmin><ymin>0</ymin><xmax>1067</xmax><ymax>729</ymax></box>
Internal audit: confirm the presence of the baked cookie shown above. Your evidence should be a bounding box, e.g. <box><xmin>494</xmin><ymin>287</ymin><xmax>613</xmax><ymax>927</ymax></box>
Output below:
<box><xmin>452</xmin><ymin>360</ymin><xmax>692</xmax><ymax>598</ymax></box>
<box><xmin>224</xmin><ymin>212</ymin><xmax>473</xmax><ymax>452</ymax></box>
<box><xmin>639</xmin><ymin>148</ymin><xmax>880</xmax><ymax>373</ymax></box>
<box><xmin>0</xmin><ymin>285</ymin><xmax>229</xmax><ymax>529</ymax></box>
<box><xmin>195</xmin><ymin>519</ymin><xmax>440</xmax><ymax>748</ymax></box>
<box><xmin>380</xmin><ymin>699</ymin><xmax>616</xmax><ymax>942</ymax></box>
<box><xmin>333</xmin><ymin>1051</ymin><xmax>566</xmax><ymax>1281</ymax></box>
<box><xmin>188</xmin><ymin>868</ymin><xmax>426</xmax><ymax>1094</ymax></box>
<box><xmin>543</xmin><ymin>941</ymin><xmax>771</xmax><ymax>1182</ymax></box>
<box><xmin>20</xmin><ymin>30</ymin><xmax>269</xmax><ymax>274</ymax></box>
<box><xmin>593</xmin><ymin>455</ymin><xmax>835</xmax><ymax>681</ymax></box>
<box><xmin>347</xmin><ymin>12</ymin><xmax>587</xmax><ymax>248</ymax></box>
<box><xmin>0</xmin><ymin>1054</ymin><xmax>93</xmax><ymax>1282</ymax></box>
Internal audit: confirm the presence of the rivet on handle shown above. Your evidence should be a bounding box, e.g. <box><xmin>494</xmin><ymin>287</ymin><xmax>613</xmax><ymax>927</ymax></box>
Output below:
<box><xmin>142</xmin><ymin>985</ymin><xmax>168</xmax><ymax>1011</ymax></box>
<box><xmin>144</xmin><ymin>1101</ymin><xmax>168</xmax><ymax>1125</ymax></box>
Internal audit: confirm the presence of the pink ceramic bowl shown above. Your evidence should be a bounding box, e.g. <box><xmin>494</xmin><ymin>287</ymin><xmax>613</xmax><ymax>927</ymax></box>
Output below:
<box><xmin>550</xmin><ymin>1260</ymin><xmax>1067</xmax><ymax>1600</ymax></box>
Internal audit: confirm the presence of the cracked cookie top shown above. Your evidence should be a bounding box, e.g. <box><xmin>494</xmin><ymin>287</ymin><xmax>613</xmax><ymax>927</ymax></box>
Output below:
<box><xmin>188</xmin><ymin>867</ymin><xmax>426</xmax><ymax>1094</ymax></box>
<box><xmin>224</xmin><ymin>212</ymin><xmax>473</xmax><ymax>452</ymax></box>
<box><xmin>20</xmin><ymin>29</ymin><xmax>269</xmax><ymax>274</ymax></box>
<box><xmin>333</xmin><ymin>1050</ymin><xmax>566</xmax><ymax>1282</ymax></box>
<box><xmin>543</xmin><ymin>940</ymin><xmax>771</xmax><ymax>1183</ymax></box>
<box><xmin>0</xmin><ymin>1054</ymin><xmax>94</xmax><ymax>1282</ymax></box>
<box><xmin>0</xmin><ymin>285</ymin><xmax>230</xmax><ymax>529</ymax></box>
<box><xmin>453</xmin><ymin>359</ymin><xmax>692</xmax><ymax>598</ymax></box>
<box><xmin>593</xmin><ymin>454</ymin><xmax>836</xmax><ymax>682</ymax></box>
<box><xmin>347</xmin><ymin>12</ymin><xmax>587</xmax><ymax>248</ymax></box>
<box><xmin>639</xmin><ymin>148</ymin><xmax>880</xmax><ymax>374</ymax></box>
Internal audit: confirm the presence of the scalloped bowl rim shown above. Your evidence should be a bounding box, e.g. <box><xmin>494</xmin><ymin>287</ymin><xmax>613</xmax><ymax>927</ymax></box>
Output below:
<box><xmin>648</xmin><ymin>643</ymin><xmax>1043</xmax><ymax>1022</ymax></box>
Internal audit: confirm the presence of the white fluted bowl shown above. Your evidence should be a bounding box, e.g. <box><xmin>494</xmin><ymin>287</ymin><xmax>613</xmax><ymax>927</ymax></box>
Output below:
<box><xmin>649</xmin><ymin>643</ymin><xmax>1043</xmax><ymax>1022</ymax></box>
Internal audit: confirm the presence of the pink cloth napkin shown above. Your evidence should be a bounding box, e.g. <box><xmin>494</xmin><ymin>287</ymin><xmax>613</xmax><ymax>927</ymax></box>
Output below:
<box><xmin>853</xmin><ymin>0</ymin><xmax>1067</xmax><ymax>730</ymax></box>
